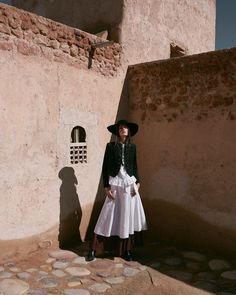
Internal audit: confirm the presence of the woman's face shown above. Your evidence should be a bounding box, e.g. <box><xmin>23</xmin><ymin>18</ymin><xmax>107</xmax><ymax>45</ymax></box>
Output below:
<box><xmin>118</xmin><ymin>124</ymin><xmax>129</xmax><ymax>137</ymax></box>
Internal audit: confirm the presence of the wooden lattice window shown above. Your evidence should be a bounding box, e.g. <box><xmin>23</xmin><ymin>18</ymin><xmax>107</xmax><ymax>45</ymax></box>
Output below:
<box><xmin>70</xmin><ymin>126</ymin><xmax>87</xmax><ymax>164</ymax></box>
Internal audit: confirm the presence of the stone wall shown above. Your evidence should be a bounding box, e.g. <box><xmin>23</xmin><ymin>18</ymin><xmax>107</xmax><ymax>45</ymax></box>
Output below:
<box><xmin>128</xmin><ymin>48</ymin><xmax>236</xmax><ymax>123</ymax></box>
<box><xmin>12</xmin><ymin>0</ymin><xmax>124</xmax><ymax>42</ymax></box>
<box><xmin>128</xmin><ymin>48</ymin><xmax>236</xmax><ymax>253</ymax></box>
<box><xmin>0</xmin><ymin>0</ymin><xmax>219</xmax><ymax>258</ymax></box>
<box><xmin>0</xmin><ymin>3</ymin><xmax>122</xmax><ymax>76</ymax></box>
<box><xmin>11</xmin><ymin>0</ymin><xmax>216</xmax><ymax>65</ymax></box>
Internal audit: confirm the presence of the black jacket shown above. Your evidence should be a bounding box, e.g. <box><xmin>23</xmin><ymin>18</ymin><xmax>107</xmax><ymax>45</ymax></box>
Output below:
<box><xmin>102</xmin><ymin>142</ymin><xmax>139</xmax><ymax>188</ymax></box>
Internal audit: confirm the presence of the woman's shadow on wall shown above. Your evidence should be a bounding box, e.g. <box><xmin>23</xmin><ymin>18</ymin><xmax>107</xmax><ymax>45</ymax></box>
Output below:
<box><xmin>58</xmin><ymin>167</ymin><xmax>82</xmax><ymax>249</ymax></box>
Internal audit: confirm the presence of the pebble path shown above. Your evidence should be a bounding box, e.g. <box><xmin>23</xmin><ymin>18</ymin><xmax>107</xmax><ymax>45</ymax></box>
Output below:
<box><xmin>0</xmin><ymin>242</ymin><xmax>236</xmax><ymax>294</ymax></box>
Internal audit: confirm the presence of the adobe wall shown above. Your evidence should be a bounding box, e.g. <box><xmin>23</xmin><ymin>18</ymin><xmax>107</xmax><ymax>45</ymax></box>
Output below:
<box><xmin>121</xmin><ymin>0</ymin><xmax>216</xmax><ymax>64</ymax></box>
<box><xmin>12</xmin><ymin>0</ymin><xmax>216</xmax><ymax>64</ymax></box>
<box><xmin>12</xmin><ymin>0</ymin><xmax>124</xmax><ymax>40</ymax></box>
<box><xmin>0</xmin><ymin>3</ymin><xmax>121</xmax><ymax>76</ymax></box>
<box><xmin>0</xmin><ymin>0</ymin><xmax>218</xmax><ymax>258</ymax></box>
<box><xmin>128</xmin><ymin>48</ymin><xmax>236</xmax><ymax>254</ymax></box>
<box><xmin>0</xmin><ymin>3</ymin><xmax>124</xmax><ymax>259</ymax></box>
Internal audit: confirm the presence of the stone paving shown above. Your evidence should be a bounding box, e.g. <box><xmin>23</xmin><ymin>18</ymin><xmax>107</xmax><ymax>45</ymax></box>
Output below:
<box><xmin>0</xmin><ymin>242</ymin><xmax>236</xmax><ymax>295</ymax></box>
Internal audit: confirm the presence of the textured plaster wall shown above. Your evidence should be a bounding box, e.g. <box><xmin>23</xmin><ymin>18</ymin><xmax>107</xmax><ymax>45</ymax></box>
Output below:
<box><xmin>0</xmin><ymin>49</ymin><xmax>124</xmax><ymax>241</ymax></box>
<box><xmin>12</xmin><ymin>0</ymin><xmax>124</xmax><ymax>40</ymax></box>
<box><xmin>122</xmin><ymin>0</ymin><xmax>216</xmax><ymax>64</ymax></box>
<box><xmin>128</xmin><ymin>48</ymin><xmax>236</xmax><ymax>253</ymax></box>
<box><xmin>0</xmin><ymin>5</ymin><xmax>125</xmax><ymax>257</ymax></box>
<box><xmin>0</xmin><ymin>0</ymin><xmax>218</xmax><ymax>256</ymax></box>
<box><xmin>0</xmin><ymin>3</ymin><xmax>122</xmax><ymax>76</ymax></box>
<box><xmin>12</xmin><ymin>0</ymin><xmax>216</xmax><ymax>64</ymax></box>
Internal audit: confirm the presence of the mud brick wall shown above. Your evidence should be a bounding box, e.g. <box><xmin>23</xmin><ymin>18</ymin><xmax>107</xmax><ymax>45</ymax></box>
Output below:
<box><xmin>12</xmin><ymin>0</ymin><xmax>216</xmax><ymax>65</ymax></box>
<box><xmin>0</xmin><ymin>3</ymin><xmax>122</xmax><ymax>76</ymax></box>
<box><xmin>128</xmin><ymin>48</ymin><xmax>236</xmax><ymax>122</ymax></box>
<box><xmin>128</xmin><ymin>48</ymin><xmax>236</xmax><ymax>254</ymax></box>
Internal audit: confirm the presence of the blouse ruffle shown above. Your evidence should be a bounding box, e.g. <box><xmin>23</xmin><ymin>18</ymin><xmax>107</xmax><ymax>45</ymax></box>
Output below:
<box><xmin>109</xmin><ymin>166</ymin><xmax>137</xmax><ymax>194</ymax></box>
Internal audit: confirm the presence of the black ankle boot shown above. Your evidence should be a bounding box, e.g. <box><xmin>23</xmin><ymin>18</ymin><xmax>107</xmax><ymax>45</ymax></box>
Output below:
<box><xmin>86</xmin><ymin>250</ymin><xmax>96</xmax><ymax>261</ymax></box>
<box><xmin>123</xmin><ymin>250</ymin><xmax>133</xmax><ymax>261</ymax></box>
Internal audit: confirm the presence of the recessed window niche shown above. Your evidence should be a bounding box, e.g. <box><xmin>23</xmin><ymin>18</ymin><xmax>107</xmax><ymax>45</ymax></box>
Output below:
<box><xmin>70</xmin><ymin>126</ymin><xmax>87</xmax><ymax>164</ymax></box>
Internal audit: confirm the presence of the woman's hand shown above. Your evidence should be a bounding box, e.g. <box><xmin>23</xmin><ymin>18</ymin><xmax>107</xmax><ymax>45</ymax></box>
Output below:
<box><xmin>105</xmin><ymin>187</ymin><xmax>115</xmax><ymax>200</ymax></box>
<box><xmin>131</xmin><ymin>183</ymin><xmax>140</xmax><ymax>197</ymax></box>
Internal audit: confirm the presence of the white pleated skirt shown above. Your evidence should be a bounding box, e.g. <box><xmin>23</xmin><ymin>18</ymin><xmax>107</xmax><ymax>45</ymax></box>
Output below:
<box><xmin>94</xmin><ymin>166</ymin><xmax>147</xmax><ymax>239</ymax></box>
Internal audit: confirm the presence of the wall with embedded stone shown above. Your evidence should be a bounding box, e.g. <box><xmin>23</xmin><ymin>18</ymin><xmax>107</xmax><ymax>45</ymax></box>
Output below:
<box><xmin>0</xmin><ymin>3</ymin><xmax>125</xmax><ymax>259</ymax></box>
<box><xmin>0</xmin><ymin>0</ymin><xmax>220</xmax><ymax>258</ymax></box>
<box><xmin>128</xmin><ymin>48</ymin><xmax>236</xmax><ymax>253</ymax></box>
<box><xmin>12</xmin><ymin>0</ymin><xmax>124</xmax><ymax>42</ymax></box>
<box><xmin>0</xmin><ymin>3</ymin><xmax>121</xmax><ymax>76</ymax></box>
<box><xmin>12</xmin><ymin>0</ymin><xmax>216</xmax><ymax>65</ymax></box>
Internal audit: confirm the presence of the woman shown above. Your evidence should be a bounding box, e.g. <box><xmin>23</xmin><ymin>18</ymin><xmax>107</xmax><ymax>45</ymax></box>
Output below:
<box><xmin>87</xmin><ymin>119</ymin><xmax>147</xmax><ymax>261</ymax></box>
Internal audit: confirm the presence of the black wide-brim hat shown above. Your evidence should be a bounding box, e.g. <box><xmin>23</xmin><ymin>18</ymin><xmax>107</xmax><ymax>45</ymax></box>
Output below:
<box><xmin>107</xmin><ymin>119</ymin><xmax>139</xmax><ymax>137</ymax></box>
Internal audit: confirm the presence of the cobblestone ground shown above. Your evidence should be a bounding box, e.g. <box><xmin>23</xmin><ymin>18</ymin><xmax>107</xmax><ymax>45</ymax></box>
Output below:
<box><xmin>0</xmin><ymin>241</ymin><xmax>236</xmax><ymax>295</ymax></box>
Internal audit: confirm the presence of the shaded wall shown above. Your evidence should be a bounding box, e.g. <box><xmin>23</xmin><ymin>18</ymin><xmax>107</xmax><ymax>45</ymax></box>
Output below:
<box><xmin>0</xmin><ymin>0</ymin><xmax>218</xmax><ymax>258</ymax></box>
<box><xmin>12</xmin><ymin>0</ymin><xmax>216</xmax><ymax>64</ymax></box>
<box><xmin>128</xmin><ymin>48</ymin><xmax>236</xmax><ymax>253</ymax></box>
<box><xmin>12</xmin><ymin>0</ymin><xmax>124</xmax><ymax>42</ymax></box>
<box><xmin>0</xmin><ymin>3</ymin><xmax>125</xmax><ymax>259</ymax></box>
<box><xmin>0</xmin><ymin>4</ymin><xmax>121</xmax><ymax>76</ymax></box>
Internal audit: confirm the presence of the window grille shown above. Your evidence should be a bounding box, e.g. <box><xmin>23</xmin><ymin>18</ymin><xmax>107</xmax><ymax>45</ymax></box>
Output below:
<box><xmin>70</xmin><ymin>126</ymin><xmax>87</xmax><ymax>164</ymax></box>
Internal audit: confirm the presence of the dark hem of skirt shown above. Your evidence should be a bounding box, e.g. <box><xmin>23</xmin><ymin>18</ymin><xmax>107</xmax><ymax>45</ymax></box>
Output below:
<box><xmin>91</xmin><ymin>231</ymin><xmax>144</xmax><ymax>257</ymax></box>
